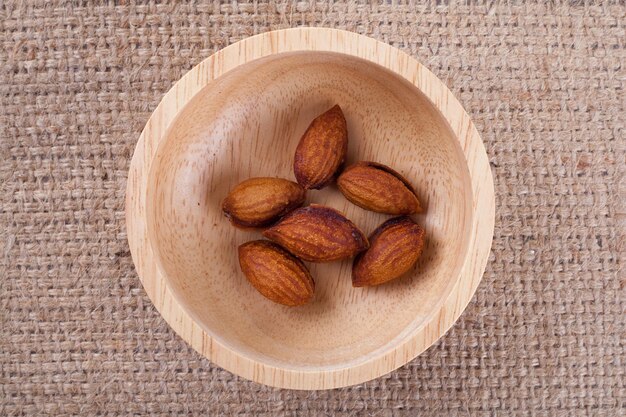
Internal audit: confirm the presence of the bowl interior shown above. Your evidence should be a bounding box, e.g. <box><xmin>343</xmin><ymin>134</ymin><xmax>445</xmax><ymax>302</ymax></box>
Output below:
<box><xmin>146</xmin><ymin>51</ymin><xmax>473</xmax><ymax>370</ymax></box>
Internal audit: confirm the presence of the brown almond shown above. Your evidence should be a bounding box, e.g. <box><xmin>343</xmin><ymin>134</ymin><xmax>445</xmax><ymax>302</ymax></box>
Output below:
<box><xmin>294</xmin><ymin>105</ymin><xmax>348</xmax><ymax>189</ymax></box>
<box><xmin>222</xmin><ymin>177</ymin><xmax>305</xmax><ymax>228</ymax></box>
<box><xmin>238</xmin><ymin>240</ymin><xmax>314</xmax><ymax>306</ymax></box>
<box><xmin>263</xmin><ymin>204</ymin><xmax>369</xmax><ymax>262</ymax></box>
<box><xmin>337</xmin><ymin>162</ymin><xmax>422</xmax><ymax>215</ymax></box>
<box><xmin>352</xmin><ymin>216</ymin><xmax>425</xmax><ymax>287</ymax></box>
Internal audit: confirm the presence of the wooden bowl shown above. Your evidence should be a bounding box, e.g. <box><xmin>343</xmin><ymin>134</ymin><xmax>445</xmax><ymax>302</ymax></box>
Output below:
<box><xmin>126</xmin><ymin>28</ymin><xmax>495</xmax><ymax>390</ymax></box>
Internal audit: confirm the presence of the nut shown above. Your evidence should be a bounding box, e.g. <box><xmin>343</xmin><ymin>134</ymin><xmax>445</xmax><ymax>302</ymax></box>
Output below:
<box><xmin>263</xmin><ymin>204</ymin><xmax>369</xmax><ymax>262</ymax></box>
<box><xmin>238</xmin><ymin>240</ymin><xmax>315</xmax><ymax>306</ymax></box>
<box><xmin>337</xmin><ymin>162</ymin><xmax>422</xmax><ymax>215</ymax></box>
<box><xmin>352</xmin><ymin>216</ymin><xmax>425</xmax><ymax>287</ymax></box>
<box><xmin>222</xmin><ymin>177</ymin><xmax>305</xmax><ymax>228</ymax></box>
<box><xmin>294</xmin><ymin>105</ymin><xmax>348</xmax><ymax>189</ymax></box>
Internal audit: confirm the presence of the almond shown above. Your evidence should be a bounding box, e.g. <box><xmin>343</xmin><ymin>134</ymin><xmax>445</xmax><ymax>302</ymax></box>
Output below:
<box><xmin>222</xmin><ymin>177</ymin><xmax>305</xmax><ymax>228</ymax></box>
<box><xmin>263</xmin><ymin>204</ymin><xmax>369</xmax><ymax>262</ymax></box>
<box><xmin>294</xmin><ymin>105</ymin><xmax>348</xmax><ymax>189</ymax></box>
<box><xmin>337</xmin><ymin>162</ymin><xmax>422</xmax><ymax>215</ymax></box>
<box><xmin>352</xmin><ymin>216</ymin><xmax>425</xmax><ymax>287</ymax></box>
<box><xmin>238</xmin><ymin>240</ymin><xmax>314</xmax><ymax>306</ymax></box>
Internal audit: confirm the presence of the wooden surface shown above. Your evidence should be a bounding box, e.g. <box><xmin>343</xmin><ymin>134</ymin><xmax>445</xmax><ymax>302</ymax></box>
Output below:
<box><xmin>125</xmin><ymin>28</ymin><xmax>495</xmax><ymax>390</ymax></box>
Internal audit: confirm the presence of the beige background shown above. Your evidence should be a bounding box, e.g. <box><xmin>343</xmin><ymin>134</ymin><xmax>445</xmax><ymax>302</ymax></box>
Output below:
<box><xmin>1</xmin><ymin>1</ymin><xmax>624</xmax><ymax>416</ymax></box>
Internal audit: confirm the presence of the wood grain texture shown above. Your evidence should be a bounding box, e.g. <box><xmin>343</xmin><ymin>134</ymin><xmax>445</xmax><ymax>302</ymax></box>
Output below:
<box><xmin>125</xmin><ymin>27</ymin><xmax>495</xmax><ymax>390</ymax></box>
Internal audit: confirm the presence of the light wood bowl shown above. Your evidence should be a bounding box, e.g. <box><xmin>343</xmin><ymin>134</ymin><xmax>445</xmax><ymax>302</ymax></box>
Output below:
<box><xmin>126</xmin><ymin>28</ymin><xmax>495</xmax><ymax>390</ymax></box>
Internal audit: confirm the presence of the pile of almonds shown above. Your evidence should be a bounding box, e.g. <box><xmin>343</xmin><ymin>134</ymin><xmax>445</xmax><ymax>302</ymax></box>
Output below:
<box><xmin>222</xmin><ymin>105</ymin><xmax>425</xmax><ymax>306</ymax></box>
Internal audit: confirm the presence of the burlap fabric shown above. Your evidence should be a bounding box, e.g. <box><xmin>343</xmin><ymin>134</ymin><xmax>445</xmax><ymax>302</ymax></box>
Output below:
<box><xmin>1</xmin><ymin>1</ymin><xmax>624</xmax><ymax>415</ymax></box>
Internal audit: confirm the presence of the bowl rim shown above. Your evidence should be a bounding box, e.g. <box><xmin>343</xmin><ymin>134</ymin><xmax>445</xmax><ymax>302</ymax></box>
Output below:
<box><xmin>125</xmin><ymin>27</ymin><xmax>495</xmax><ymax>390</ymax></box>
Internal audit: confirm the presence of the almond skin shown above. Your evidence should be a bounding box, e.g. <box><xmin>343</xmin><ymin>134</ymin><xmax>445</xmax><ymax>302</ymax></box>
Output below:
<box><xmin>337</xmin><ymin>162</ymin><xmax>422</xmax><ymax>215</ymax></box>
<box><xmin>263</xmin><ymin>204</ymin><xmax>369</xmax><ymax>262</ymax></box>
<box><xmin>352</xmin><ymin>216</ymin><xmax>425</xmax><ymax>287</ymax></box>
<box><xmin>294</xmin><ymin>105</ymin><xmax>348</xmax><ymax>189</ymax></box>
<box><xmin>222</xmin><ymin>177</ymin><xmax>306</xmax><ymax>228</ymax></box>
<box><xmin>238</xmin><ymin>240</ymin><xmax>315</xmax><ymax>306</ymax></box>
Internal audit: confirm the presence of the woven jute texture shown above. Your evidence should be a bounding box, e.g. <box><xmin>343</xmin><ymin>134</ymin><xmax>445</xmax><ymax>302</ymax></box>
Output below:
<box><xmin>1</xmin><ymin>1</ymin><xmax>624</xmax><ymax>415</ymax></box>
